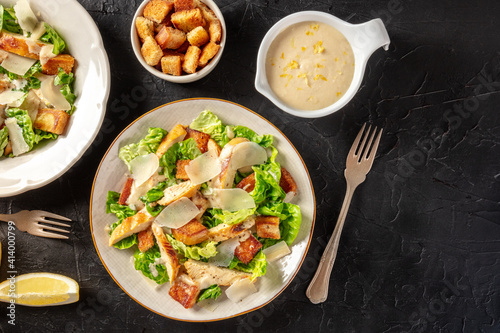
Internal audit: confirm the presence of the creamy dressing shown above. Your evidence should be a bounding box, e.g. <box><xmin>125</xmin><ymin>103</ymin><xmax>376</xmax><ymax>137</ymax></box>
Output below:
<box><xmin>266</xmin><ymin>21</ymin><xmax>355</xmax><ymax>110</ymax></box>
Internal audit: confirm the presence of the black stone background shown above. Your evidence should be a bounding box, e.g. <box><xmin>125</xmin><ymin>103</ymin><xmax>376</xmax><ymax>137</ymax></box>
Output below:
<box><xmin>1</xmin><ymin>0</ymin><xmax>499</xmax><ymax>332</ymax></box>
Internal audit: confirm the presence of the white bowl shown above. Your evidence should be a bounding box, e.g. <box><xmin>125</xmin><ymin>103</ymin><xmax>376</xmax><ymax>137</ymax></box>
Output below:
<box><xmin>0</xmin><ymin>0</ymin><xmax>110</xmax><ymax>197</ymax></box>
<box><xmin>255</xmin><ymin>11</ymin><xmax>390</xmax><ymax>118</ymax></box>
<box><xmin>131</xmin><ymin>0</ymin><xmax>226</xmax><ymax>83</ymax></box>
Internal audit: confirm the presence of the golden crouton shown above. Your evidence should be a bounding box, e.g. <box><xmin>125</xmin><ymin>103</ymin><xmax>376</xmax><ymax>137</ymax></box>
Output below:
<box><xmin>235</xmin><ymin>235</ymin><xmax>263</xmax><ymax>264</ymax></box>
<box><xmin>176</xmin><ymin>40</ymin><xmax>190</xmax><ymax>53</ymax></box>
<box><xmin>186</xmin><ymin>26</ymin><xmax>209</xmax><ymax>47</ymax></box>
<box><xmin>172</xmin><ymin>219</ymin><xmax>208</xmax><ymax>245</ymax></box>
<box><xmin>182</xmin><ymin>45</ymin><xmax>201</xmax><ymax>74</ymax></box>
<box><xmin>174</xmin><ymin>0</ymin><xmax>195</xmax><ymax>11</ymax></box>
<box><xmin>143</xmin><ymin>0</ymin><xmax>174</xmax><ymax>24</ymax></box>
<box><xmin>256</xmin><ymin>215</ymin><xmax>280</xmax><ymax>240</ymax></box>
<box><xmin>169</xmin><ymin>276</ymin><xmax>200</xmax><ymax>309</ymax></box>
<box><xmin>279</xmin><ymin>167</ymin><xmax>297</xmax><ymax>194</ymax></box>
<box><xmin>164</xmin><ymin>49</ymin><xmax>185</xmax><ymax>61</ymax></box>
<box><xmin>141</xmin><ymin>35</ymin><xmax>163</xmax><ymax>66</ymax></box>
<box><xmin>155</xmin><ymin>26</ymin><xmax>186</xmax><ymax>49</ymax></box>
<box><xmin>118</xmin><ymin>177</ymin><xmax>134</xmax><ymax>205</ymax></box>
<box><xmin>138</xmin><ymin>228</ymin><xmax>155</xmax><ymax>252</ymax></box>
<box><xmin>161</xmin><ymin>55</ymin><xmax>182</xmax><ymax>75</ymax></box>
<box><xmin>136</xmin><ymin>16</ymin><xmax>155</xmax><ymax>42</ymax></box>
<box><xmin>171</xmin><ymin>8</ymin><xmax>206</xmax><ymax>32</ymax></box>
<box><xmin>41</xmin><ymin>54</ymin><xmax>75</xmax><ymax>75</ymax></box>
<box><xmin>198</xmin><ymin>41</ymin><xmax>220</xmax><ymax>67</ymax></box>
<box><xmin>185</xmin><ymin>127</ymin><xmax>210</xmax><ymax>152</ymax></box>
<box><xmin>34</xmin><ymin>109</ymin><xmax>70</xmax><ymax>135</ymax></box>
<box><xmin>4</xmin><ymin>141</ymin><xmax>12</xmax><ymax>156</ymax></box>
<box><xmin>175</xmin><ymin>159</ymin><xmax>191</xmax><ymax>179</ymax></box>
<box><xmin>208</xmin><ymin>20</ymin><xmax>222</xmax><ymax>43</ymax></box>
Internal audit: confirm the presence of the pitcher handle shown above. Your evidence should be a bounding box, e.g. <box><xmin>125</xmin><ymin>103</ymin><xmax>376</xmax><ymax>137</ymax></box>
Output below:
<box><xmin>350</xmin><ymin>18</ymin><xmax>390</xmax><ymax>57</ymax></box>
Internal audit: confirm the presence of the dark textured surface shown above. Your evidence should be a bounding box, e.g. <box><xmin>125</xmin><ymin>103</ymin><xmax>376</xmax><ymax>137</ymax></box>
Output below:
<box><xmin>1</xmin><ymin>0</ymin><xmax>500</xmax><ymax>332</ymax></box>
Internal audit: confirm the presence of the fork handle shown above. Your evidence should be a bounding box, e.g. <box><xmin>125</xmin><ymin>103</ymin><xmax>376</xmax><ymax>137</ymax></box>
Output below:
<box><xmin>306</xmin><ymin>182</ymin><xmax>357</xmax><ymax>304</ymax></box>
<box><xmin>0</xmin><ymin>214</ymin><xmax>13</xmax><ymax>223</ymax></box>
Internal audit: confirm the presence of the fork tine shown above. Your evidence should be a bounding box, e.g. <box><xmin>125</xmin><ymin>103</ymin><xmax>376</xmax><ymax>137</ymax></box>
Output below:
<box><xmin>38</xmin><ymin>218</ymin><xmax>71</xmax><ymax>228</ymax></box>
<box><xmin>365</xmin><ymin>127</ymin><xmax>383</xmax><ymax>169</ymax></box>
<box><xmin>362</xmin><ymin>126</ymin><xmax>378</xmax><ymax>160</ymax></box>
<box><xmin>38</xmin><ymin>224</ymin><xmax>70</xmax><ymax>234</ymax></box>
<box><xmin>348</xmin><ymin>123</ymin><xmax>366</xmax><ymax>158</ymax></box>
<box><xmin>34</xmin><ymin>210</ymin><xmax>72</xmax><ymax>221</ymax></box>
<box><xmin>36</xmin><ymin>230</ymin><xmax>69</xmax><ymax>240</ymax></box>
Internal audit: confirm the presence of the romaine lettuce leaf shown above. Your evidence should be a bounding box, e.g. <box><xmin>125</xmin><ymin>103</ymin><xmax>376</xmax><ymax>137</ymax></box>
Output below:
<box><xmin>0</xmin><ymin>127</ymin><xmax>8</xmax><ymax>156</ymax></box>
<box><xmin>34</xmin><ymin>129</ymin><xmax>57</xmax><ymax>145</ymax></box>
<box><xmin>159</xmin><ymin>138</ymin><xmax>201</xmax><ymax>179</ymax></box>
<box><xmin>166</xmin><ymin>234</ymin><xmax>217</xmax><ymax>261</ymax></box>
<box><xmin>0</xmin><ymin>5</ymin><xmax>23</xmax><ymax>34</ymax></box>
<box><xmin>40</xmin><ymin>22</ymin><xmax>66</xmax><ymax>55</ymax></box>
<box><xmin>119</xmin><ymin>127</ymin><xmax>167</xmax><ymax>171</ymax></box>
<box><xmin>106</xmin><ymin>191</ymin><xmax>138</xmax><ymax>249</ymax></box>
<box><xmin>229</xmin><ymin>250</ymin><xmax>267</xmax><ymax>280</ymax></box>
<box><xmin>5</xmin><ymin>108</ymin><xmax>35</xmax><ymax>150</ymax></box>
<box><xmin>257</xmin><ymin>201</ymin><xmax>301</xmax><ymax>247</ymax></box>
<box><xmin>250</xmin><ymin>146</ymin><xmax>285</xmax><ymax>204</ymax></box>
<box><xmin>189</xmin><ymin>110</ymin><xmax>229</xmax><ymax>147</ymax></box>
<box><xmin>139</xmin><ymin>180</ymin><xmax>176</xmax><ymax>216</ymax></box>
<box><xmin>232</xmin><ymin>125</ymin><xmax>273</xmax><ymax>148</ymax></box>
<box><xmin>134</xmin><ymin>245</ymin><xmax>169</xmax><ymax>284</ymax></box>
<box><xmin>212</xmin><ymin>207</ymin><xmax>256</xmax><ymax>225</ymax></box>
<box><xmin>55</xmin><ymin>68</ymin><xmax>76</xmax><ymax>114</ymax></box>
<box><xmin>198</xmin><ymin>285</ymin><xmax>222</xmax><ymax>302</ymax></box>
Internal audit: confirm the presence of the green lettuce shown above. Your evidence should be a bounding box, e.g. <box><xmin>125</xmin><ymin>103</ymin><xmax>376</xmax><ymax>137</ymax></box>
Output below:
<box><xmin>0</xmin><ymin>5</ymin><xmax>22</xmax><ymax>34</ymax></box>
<box><xmin>159</xmin><ymin>138</ymin><xmax>201</xmax><ymax>179</ymax></box>
<box><xmin>166</xmin><ymin>234</ymin><xmax>217</xmax><ymax>261</ymax></box>
<box><xmin>55</xmin><ymin>68</ymin><xmax>76</xmax><ymax>114</ymax></box>
<box><xmin>189</xmin><ymin>110</ymin><xmax>229</xmax><ymax>147</ymax></box>
<box><xmin>0</xmin><ymin>127</ymin><xmax>8</xmax><ymax>156</ymax></box>
<box><xmin>232</xmin><ymin>125</ymin><xmax>273</xmax><ymax>148</ymax></box>
<box><xmin>257</xmin><ymin>202</ymin><xmax>301</xmax><ymax>247</ymax></box>
<box><xmin>119</xmin><ymin>127</ymin><xmax>167</xmax><ymax>171</ymax></box>
<box><xmin>5</xmin><ymin>108</ymin><xmax>34</xmax><ymax>150</ymax></box>
<box><xmin>250</xmin><ymin>146</ymin><xmax>285</xmax><ymax>204</ymax></box>
<box><xmin>40</xmin><ymin>23</ymin><xmax>66</xmax><ymax>54</ymax></box>
<box><xmin>212</xmin><ymin>208</ymin><xmax>256</xmax><ymax>225</ymax></box>
<box><xmin>134</xmin><ymin>245</ymin><xmax>169</xmax><ymax>284</ymax></box>
<box><xmin>34</xmin><ymin>129</ymin><xmax>57</xmax><ymax>145</ymax></box>
<box><xmin>106</xmin><ymin>191</ymin><xmax>138</xmax><ymax>249</ymax></box>
<box><xmin>198</xmin><ymin>285</ymin><xmax>222</xmax><ymax>302</ymax></box>
<box><xmin>139</xmin><ymin>180</ymin><xmax>175</xmax><ymax>216</ymax></box>
<box><xmin>229</xmin><ymin>250</ymin><xmax>267</xmax><ymax>280</ymax></box>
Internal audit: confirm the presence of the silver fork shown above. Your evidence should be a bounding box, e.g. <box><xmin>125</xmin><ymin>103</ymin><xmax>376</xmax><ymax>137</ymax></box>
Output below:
<box><xmin>306</xmin><ymin>123</ymin><xmax>383</xmax><ymax>304</ymax></box>
<box><xmin>0</xmin><ymin>210</ymin><xmax>72</xmax><ymax>239</ymax></box>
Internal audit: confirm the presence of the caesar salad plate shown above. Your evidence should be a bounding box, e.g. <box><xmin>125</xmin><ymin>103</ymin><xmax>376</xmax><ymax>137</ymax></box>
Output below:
<box><xmin>0</xmin><ymin>0</ymin><xmax>110</xmax><ymax>197</ymax></box>
<box><xmin>90</xmin><ymin>98</ymin><xmax>316</xmax><ymax>321</ymax></box>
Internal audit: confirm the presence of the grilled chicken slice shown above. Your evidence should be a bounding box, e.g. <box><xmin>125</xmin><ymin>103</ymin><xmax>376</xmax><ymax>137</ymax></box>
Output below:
<box><xmin>184</xmin><ymin>259</ymin><xmax>251</xmax><ymax>287</ymax></box>
<box><xmin>157</xmin><ymin>180</ymin><xmax>200</xmax><ymax>206</ymax></box>
<box><xmin>185</xmin><ymin>127</ymin><xmax>210</xmax><ymax>153</ymax></box>
<box><xmin>155</xmin><ymin>124</ymin><xmax>187</xmax><ymax>158</ymax></box>
<box><xmin>151</xmin><ymin>222</ymin><xmax>180</xmax><ymax>283</ymax></box>
<box><xmin>191</xmin><ymin>191</ymin><xmax>209</xmax><ymax>219</ymax></box>
<box><xmin>213</xmin><ymin>137</ymin><xmax>249</xmax><ymax>189</ymax></box>
<box><xmin>108</xmin><ymin>208</ymin><xmax>155</xmax><ymax>246</ymax></box>
<box><xmin>126</xmin><ymin>172</ymin><xmax>165</xmax><ymax>210</ymax></box>
<box><xmin>169</xmin><ymin>274</ymin><xmax>200</xmax><ymax>309</ymax></box>
<box><xmin>207</xmin><ymin>216</ymin><xmax>256</xmax><ymax>242</ymax></box>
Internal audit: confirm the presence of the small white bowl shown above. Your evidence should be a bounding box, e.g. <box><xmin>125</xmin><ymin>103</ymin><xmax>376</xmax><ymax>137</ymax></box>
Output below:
<box><xmin>131</xmin><ymin>0</ymin><xmax>226</xmax><ymax>83</ymax></box>
<box><xmin>255</xmin><ymin>11</ymin><xmax>390</xmax><ymax>118</ymax></box>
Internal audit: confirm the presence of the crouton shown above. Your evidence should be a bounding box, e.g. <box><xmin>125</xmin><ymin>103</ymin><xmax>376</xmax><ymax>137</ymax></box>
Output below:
<box><xmin>118</xmin><ymin>178</ymin><xmax>134</xmax><ymax>205</ymax></box>
<box><xmin>256</xmin><ymin>215</ymin><xmax>280</xmax><ymax>239</ymax></box>
<box><xmin>138</xmin><ymin>228</ymin><xmax>155</xmax><ymax>252</ymax></box>
<box><xmin>41</xmin><ymin>54</ymin><xmax>75</xmax><ymax>75</ymax></box>
<box><xmin>182</xmin><ymin>45</ymin><xmax>201</xmax><ymax>74</ymax></box>
<box><xmin>171</xmin><ymin>8</ymin><xmax>206</xmax><ymax>32</ymax></box>
<box><xmin>33</xmin><ymin>108</ymin><xmax>70</xmax><ymax>135</ymax></box>
<box><xmin>208</xmin><ymin>20</ymin><xmax>222</xmax><ymax>43</ymax></box>
<box><xmin>279</xmin><ymin>167</ymin><xmax>297</xmax><ymax>194</ymax></box>
<box><xmin>198</xmin><ymin>41</ymin><xmax>220</xmax><ymax>67</ymax></box>
<box><xmin>141</xmin><ymin>35</ymin><xmax>163</xmax><ymax>66</ymax></box>
<box><xmin>4</xmin><ymin>141</ymin><xmax>12</xmax><ymax>156</ymax></box>
<box><xmin>185</xmin><ymin>127</ymin><xmax>210</xmax><ymax>152</ymax></box>
<box><xmin>175</xmin><ymin>159</ymin><xmax>191</xmax><ymax>179</ymax></box>
<box><xmin>135</xmin><ymin>16</ymin><xmax>155</xmax><ymax>41</ymax></box>
<box><xmin>169</xmin><ymin>275</ymin><xmax>200</xmax><ymax>309</ymax></box>
<box><xmin>172</xmin><ymin>219</ymin><xmax>208</xmax><ymax>245</ymax></box>
<box><xmin>155</xmin><ymin>26</ymin><xmax>186</xmax><ymax>49</ymax></box>
<box><xmin>234</xmin><ymin>234</ymin><xmax>263</xmax><ymax>264</ymax></box>
<box><xmin>186</xmin><ymin>26</ymin><xmax>209</xmax><ymax>47</ymax></box>
<box><xmin>163</xmin><ymin>49</ymin><xmax>185</xmax><ymax>62</ymax></box>
<box><xmin>176</xmin><ymin>40</ymin><xmax>190</xmax><ymax>53</ymax></box>
<box><xmin>161</xmin><ymin>54</ymin><xmax>182</xmax><ymax>75</ymax></box>
<box><xmin>143</xmin><ymin>0</ymin><xmax>174</xmax><ymax>24</ymax></box>
<box><xmin>174</xmin><ymin>0</ymin><xmax>195</xmax><ymax>11</ymax></box>
<box><xmin>236</xmin><ymin>173</ymin><xmax>256</xmax><ymax>193</ymax></box>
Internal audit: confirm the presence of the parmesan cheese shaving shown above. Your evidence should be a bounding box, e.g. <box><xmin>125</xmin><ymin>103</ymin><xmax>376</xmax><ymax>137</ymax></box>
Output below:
<box><xmin>230</xmin><ymin>142</ymin><xmax>268</xmax><ymax>170</ymax></box>
<box><xmin>39</xmin><ymin>45</ymin><xmax>56</xmax><ymax>66</ymax></box>
<box><xmin>14</xmin><ymin>0</ymin><xmax>39</xmax><ymax>33</ymax></box>
<box><xmin>1</xmin><ymin>53</ymin><xmax>37</xmax><ymax>76</ymax></box>
<box><xmin>30</xmin><ymin>23</ymin><xmax>46</xmax><ymax>41</ymax></box>
<box><xmin>0</xmin><ymin>90</ymin><xmax>25</xmax><ymax>106</ymax></box>
<box><xmin>262</xmin><ymin>240</ymin><xmax>291</xmax><ymax>262</ymax></box>
<box><xmin>25</xmin><ymin>39</ymin><xmax>42</xmax><ymax>55</ymax></box>
<box><xmin>129</xmin><ymin>153</ymin><xmax>159</xmax><ymax>187</ymax></box>
<box><xmin>185</xmin><ymin>149</ymin><xmax>221</xmax><ymax>185</ymax></box>
<box><xmin>155</xmin><ymin>197</ymin><xmax>200</xmax><ymax>229</ymax></box>
<box><xmin>208</xmin><ymin>237</ymin><xmax>240</xmax><ymax>267</ymax></box>
<box><xmin>4</xmin><ymin>117</ymin><xmax>29</xmax><ymax>156</ymax></box>
<box><xmin>211</xmin><ymin>188</ymin><xmax>256</xmax><ymax>211</ymax></box>
<box><xmin>225</xmin><ymin>278</ymin><xmax>257</xmax><ymax>303</ymax></box>
<box><xmin>40</xmin><ymin>76</ymin><xmax>71</xmax><ymax>110</ymax></box>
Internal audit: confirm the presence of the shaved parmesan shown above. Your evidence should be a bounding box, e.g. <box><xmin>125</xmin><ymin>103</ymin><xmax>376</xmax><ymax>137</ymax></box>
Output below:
<box><xmin>212</xmin><ymin>188</ymin><xmax>256</xmax><ymax>211</ymax></box>
<box><xmin>0</xmin><ymin>90</ymin><xmax>25</xmax><ymax>106</ymax></box>
<box><xmin>262</xmin><ymin>241</ymin><xmax>291</xmax><ymax>262</ymax></box>
<box><xmin>155</xmin><ymin>197</ymin><xmax>200</xmax><ymax>229</ymax></box>
<box><xmin>225</xmin><ymin>278</ymin><xmax>257</xmax><ymax>303</ymax></box>
<box><xmin>129</xmin><ymin>153</ymin><xmax>159</xmax><ymax>186</ymax></box>
<box><xmin>14</xmin><ymin>0</ymin><xmax>38</xmax><ymax>33</ymax></box>
<box><xmin>39</xmin><ymin>45</ymin><xmax>56</xmax><ymax>65</ymax></box>
<box><xmin>4</xmin><ymin>117</ymin><xmax>29</xmax><ymax>156</ymax></box>
<box><xmin>40</xmin><ymin>76</ymin><xmax>71</xmax><ymax>110</ymax></box>
<box><xmin>208</xmin><ymin>237</ymin><xmax>240</xmax><ymax>267</ymax></box>
<box><xmin>25</xmin><ymin>39</ymin><xmax>41</xmax><ymax>55</ymax></box>
<box><xmin>1</xmin><ymin>53</ymin><xmax>37</xmax><ymax>76</ymax></box>
<box><xmin>230</xmin><ymin>142</ymin><xmax>268</xmax><ymax>170</ymax></box>
<box><xmin>31</xmin><ymin>22</ymin><xmax>46</xmax><ymax>41</ymax></box>
<box><xmin>185</xmin><ymin>149</ymin><xmax>221</xmax><ymax>185</ymax></box>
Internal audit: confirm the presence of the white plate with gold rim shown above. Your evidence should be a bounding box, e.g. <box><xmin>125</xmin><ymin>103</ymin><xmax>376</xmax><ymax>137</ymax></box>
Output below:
<box><xmin>90</xmin><ymin>98</ymin><xmax>316</xmax><ymax>321</ymax></box>
<box><xmin>0</xmin><ymin>0</ymin><xmax>110</xmax><ymax>196</ymax></box>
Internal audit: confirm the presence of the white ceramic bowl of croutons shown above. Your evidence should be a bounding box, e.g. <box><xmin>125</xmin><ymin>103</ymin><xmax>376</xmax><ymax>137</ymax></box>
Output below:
<box><xmin>131</xmin><ymin>0</ymin><xmax>226</xmax><ymax>83</ymax></box>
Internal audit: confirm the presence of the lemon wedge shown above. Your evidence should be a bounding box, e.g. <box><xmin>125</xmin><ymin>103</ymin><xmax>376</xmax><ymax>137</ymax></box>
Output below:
<box><xmin>0</xmin><ymin>273</ymin><xmax>79</xmax><ymax>306</ymax></box>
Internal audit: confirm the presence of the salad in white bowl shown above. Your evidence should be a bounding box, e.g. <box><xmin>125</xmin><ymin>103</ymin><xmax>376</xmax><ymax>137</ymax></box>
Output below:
<box><xmin>105</xmin><ymin>110</ymin><xmax>302</xmax><ymax>309</ymax></box>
